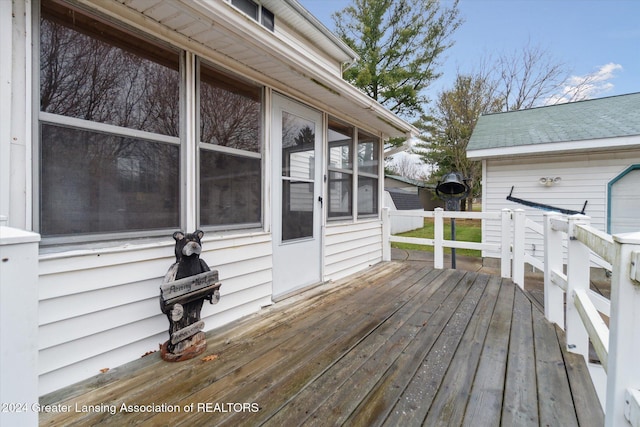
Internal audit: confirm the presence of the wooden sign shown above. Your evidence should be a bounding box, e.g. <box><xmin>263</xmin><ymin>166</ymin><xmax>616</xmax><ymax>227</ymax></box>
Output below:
<box><xmin>171</xmin><ymin>321</ymin><xmax>204</xmax><ymax>344</ymax></box>
<box><xmin>160</xmin><ymin>270</ymin><xmax>219</xmax><ymax>306</ymax></box>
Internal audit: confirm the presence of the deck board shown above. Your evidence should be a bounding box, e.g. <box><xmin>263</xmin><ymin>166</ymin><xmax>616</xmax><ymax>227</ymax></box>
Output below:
<box><xmin>39</xmin><ymin>261</ymin><xmax>603</xmax><ymax>426</ymax></box>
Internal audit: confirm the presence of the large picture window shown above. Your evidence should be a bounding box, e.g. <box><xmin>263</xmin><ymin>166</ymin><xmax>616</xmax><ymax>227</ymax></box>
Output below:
<box><xmin>199</xmin><ymin>63</ymin><xmax>263</xmax><ymax>228</ymax></box>
<box><xmin>39</xmin><ymin>2</ymin><xmax>180</xmax><ymax>238</ymax></box>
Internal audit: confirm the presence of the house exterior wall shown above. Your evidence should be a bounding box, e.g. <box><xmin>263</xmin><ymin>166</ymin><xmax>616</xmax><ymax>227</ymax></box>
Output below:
<box><xmin>481</xmin><ymin>148</ymin><xmax>640</xmax><ymax>263</ymax></box>
<box><xmin>325</xmin><ymin>221</ymin><xmax>383</xmax><ymax>280</ymax></box>
<box><xmin>37</xmin><ymin>232</ymin><xmax>273</xmax><ymax>395</ymax></box>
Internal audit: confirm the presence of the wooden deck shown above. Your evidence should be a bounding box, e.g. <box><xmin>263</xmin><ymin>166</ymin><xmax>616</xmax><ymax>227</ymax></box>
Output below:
<box><xmin>40</xmin><ymin>262</ymin><xmax>603</xmax><ymax>426</ymax></box>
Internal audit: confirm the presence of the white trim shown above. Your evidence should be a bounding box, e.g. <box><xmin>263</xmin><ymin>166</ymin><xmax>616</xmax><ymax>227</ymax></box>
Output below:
<box><xmin>184</xmin><ymin>51</ymin><xmax>198</xmax><ymax>232</ymax></box>
<box><xmin>199</xmin><ymin>142</ymin><xmax>262</xmax><ymax>159</ymax></box>
<box><xmin>0</xmin><ymin>0</ymin><xmax>13</xmax><ymax>225</ymax></box>
<box><xmin>39</xmin><ymin>112</ymin><xmax>181</xmax><ymax>146</ymax></box>
<box><xmin>468</xmin><ymin>134</ymin><xmax>640</xmax><ymax>159</ymax></box>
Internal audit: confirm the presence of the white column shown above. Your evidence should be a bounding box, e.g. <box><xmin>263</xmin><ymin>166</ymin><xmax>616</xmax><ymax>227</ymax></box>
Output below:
<box><xmin>605</xmin><ymin>232</ymin><xmax>640</xmax><ymax>427</ymax></box>
<box><xmin>0</xmin><ymin>227</ymin><xmax>40</xmax><ymax>426</ymax></box>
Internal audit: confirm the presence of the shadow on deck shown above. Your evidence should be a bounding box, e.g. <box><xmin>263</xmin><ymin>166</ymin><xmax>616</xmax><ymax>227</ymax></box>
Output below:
<box><xmin>40</xmin><ymin>261</ymin><xmax>603</xmax><ymax>426</ymax></box>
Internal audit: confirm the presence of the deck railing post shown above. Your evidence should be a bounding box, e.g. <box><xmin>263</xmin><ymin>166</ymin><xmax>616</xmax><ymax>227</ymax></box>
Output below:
<box><xmin>604</xmin><ymin>232</ymin><xmax>640</xmax><ymax>427</ymax></box>
<box><xmin>565</xmin><ymin>214</ymin><xmax>591</xmax><ymax>361</ymax></box>
<box><xmin>543</xmin><ymin>212</ymin><xmax>565</xmax><ymax>328</ymax></box>
<box><xmin>434</xmin><ymin>208</ymin><xmax>444</xmax><ymax>269</ymax></box>
<box><xmin>0</xmin><ymin>227</ymin><xmax>40</xmax><ymax>427</ymax></box>
<box><xmin>500</xmin><ymin>209</ymin><xmax>512</xmax><ymax>279</ymax></box>
<box><xmin>512</xmin><ymin>209</ymin><xmax>525</xmax><ymax>289</ymax></box>
<box><xmin>381</xmin><ymin>207</ymin><xmax>391</xmax><ymax>262</ymax></box>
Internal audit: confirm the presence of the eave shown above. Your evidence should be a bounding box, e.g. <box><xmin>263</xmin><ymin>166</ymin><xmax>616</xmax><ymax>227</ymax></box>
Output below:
<box><xmin>77</xmin><ymin>0</ymin><xmax>417</xmax><ymax>139</ymax></box>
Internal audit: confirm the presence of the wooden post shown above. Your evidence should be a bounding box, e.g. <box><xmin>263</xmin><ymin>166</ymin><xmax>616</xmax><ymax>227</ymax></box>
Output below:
<box><xmin>543</xmin><ymin>212</ymin><xmax>565</xmax><ymax>327</ymax></box>
<box><xmin>512</xmin><ymin>209</ymin><xmax>525</xmax><ymax>289</ymax></box>
<box><xmin>381</xmin><ymin>207</ymin><xmax>391</xmax><ymax>262</ymax></box>
<box><xmin>434</xmin><ymin>208</ymin><xmax>444</xmax><ymax>269</ymax></box>
<box><xmin>500</xmin><ymin>209</ymin><xmax>512</xmax><ymax>279</ymax></box>
<box><xmin>565</xmin><ymin>214</ymin><xmax>590</xmax><ymax>361</ymax></box>
<box><xmin>605</xmin><ymin>232</ymin><xmax>640</xmax><ymax>427</ymax></box>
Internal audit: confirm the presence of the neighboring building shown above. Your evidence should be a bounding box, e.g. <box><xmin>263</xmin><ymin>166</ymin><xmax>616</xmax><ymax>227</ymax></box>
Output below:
<box><xmin>467</xmin><ymin>93</ymin><xmax>640</xmax><ymax>261</ymax></box>
<box><xmin>0</xmin><ymin>0</ymin><xmax>417</xmax><ymax>396</ymax></box>
<box><xmin>385</xmin><ymin>175</ymin><xmax>441</xmax><ymax>210</ymax></box>
<box><xmin>383</xmin><ymin>175</ymin><xmax>438</xmax><ymax>233</ymax></box>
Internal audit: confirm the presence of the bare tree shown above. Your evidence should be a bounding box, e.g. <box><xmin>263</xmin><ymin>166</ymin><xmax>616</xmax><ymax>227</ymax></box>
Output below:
<box><xmin>386</xmin><ymin>154</ymin><xmax>428</xmax><ymax>181</ymax></box>
<box><xmin>496</xmin><ymin>41</ymin><xmax>568</xmax><ymax>111</ymax></box>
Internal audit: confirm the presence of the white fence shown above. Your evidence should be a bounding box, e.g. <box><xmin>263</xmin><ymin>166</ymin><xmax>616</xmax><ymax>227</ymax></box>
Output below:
<box><xmin>382</xmin><ymin>208</ymin><xmax>640</xmax><ymax>426</ymax></box>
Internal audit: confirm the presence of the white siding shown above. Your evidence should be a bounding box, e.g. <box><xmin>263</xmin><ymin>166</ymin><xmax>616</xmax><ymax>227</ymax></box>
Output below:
<box><xmin>324</xmin><ymin>220</ymin><xmax>383</xmax><ymax>280</ymax></box>
<box><xmin>38</xmin><ymin>232</ymin><xmax>272</xmax><ymax>395</ymax></box>
<box><xmin>482</xmin><ymin>149</ymin><xmax>640</xmax><ymax>263</ymax></box>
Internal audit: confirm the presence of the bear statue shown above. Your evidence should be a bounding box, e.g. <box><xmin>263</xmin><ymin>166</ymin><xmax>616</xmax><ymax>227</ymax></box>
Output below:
<box><xmin>160</xmin><ymin>230</ymin><xmax>220</xmax><ymax>362</ymax></box>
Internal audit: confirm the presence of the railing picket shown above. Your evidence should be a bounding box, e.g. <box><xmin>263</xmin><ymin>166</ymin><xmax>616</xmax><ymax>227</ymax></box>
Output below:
<box><xmin>543</xmin><ymin>212</ymin><xmax>565</xmax><ymax>328</ymax></box>
<box><xmin>565</xmin><ymin>215</ymin><xmax>591</xmax><ymax>362</ymax></box>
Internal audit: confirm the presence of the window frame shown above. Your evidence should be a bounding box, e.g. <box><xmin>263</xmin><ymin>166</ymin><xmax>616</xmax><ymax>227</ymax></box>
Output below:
<box><xmin>229</xmin><ymin>0</ymin><xmax>275</xmax><ymax>31</ymax></box>
<box><xmin>356</xmin><ymin>129</ymin><xmax>381</xmax><ymax>219</ymax></box>
<box><xmin>35</xmin><ymin>2</ymin><xmax>184</xmax><ymax>245</ymax></box>
<box><xmin>196</xmin><ymin>58</ymin><xmax>265</xmax><ymax>232</ymax></box>
<box><xmin>35</xmin><ymin>2</ymin><xmax>268</xmax><ymax>246</ymax></box>
<box><xmin>326</xmin><ymin>117</ymin><xmax>383</xmax><ymax>222</ymax></box>
<box><xmin>327</xmin><ymin>117</ymin><xmax>355</xmax><ymax>220</ymax></box>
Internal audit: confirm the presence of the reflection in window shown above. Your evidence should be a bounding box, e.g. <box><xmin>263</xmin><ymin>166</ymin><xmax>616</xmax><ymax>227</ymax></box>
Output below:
<box><xmin>199</xmin><ymin>62</ymin><xmax>263</xmax><ymax>228</ymax></box>
<box><xmin>39</xmin><ymin>2</ymin><xmax>180</xmax><ymax>237</ymax></box>
<box><xmin>40</xmin><ymin>1</ymin><xmax>180</xmax><ymax>135</ymax></box>
<box><xmin>200</xmin><ymin>63</ymin><xmax>261</xmax><ymax>152</ymax></box>
<box><xmin>281</xmin><ymin>112</ymin><xmax>315</xmax><ymax>241</ymax></box>
<box><xmin>328</xmin><ymin>118</ymin><xmax>353</xmax><ymax>218</ymax></box>
<box><xmin>357</xmin><ymin>130</ymin><xmax>380</xmax><ymax>217</ymax></box>
<box><xmin>200</xmin><ymin>151</ymin><xmax>261</xmax><ymax>227</ymax></box>
<box><xmin>40</xmin><ymin>124</ymin><xmax>179</xmax><ymax>236</ymax></box>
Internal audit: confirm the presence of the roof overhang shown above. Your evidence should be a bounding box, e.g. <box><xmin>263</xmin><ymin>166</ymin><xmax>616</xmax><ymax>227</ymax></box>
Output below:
<box><xmin>80</xmin><ymin>0</ymin><xmax>417</xmax><ymax>139</ymax></box>
<box><xmin>467</xmin><ymin>134</ymin><xmax>640</xmax><ymax>160</ymax></box>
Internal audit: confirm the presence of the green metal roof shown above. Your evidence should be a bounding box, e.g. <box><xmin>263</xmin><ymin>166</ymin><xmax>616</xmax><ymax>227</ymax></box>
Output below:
<box><xmin>467</xmin><ymin>92</ymin><xmax>640</xmax><ymax>152</ymax></box>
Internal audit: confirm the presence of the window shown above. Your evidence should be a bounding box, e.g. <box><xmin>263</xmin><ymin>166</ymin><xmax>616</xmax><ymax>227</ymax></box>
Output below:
<box><xmin>327</xmin><ymin>118</ymin><xmax>381</xmax><ymax>220</ymax></box>
<box><xmin>230</xmin><ymin>0</ymin><xmax>275</xmax><ymax>31</ymax></box>
<box><xmin>199</xmin><ymin>63</ymin><xmax>263</xmax><ymax>228</ymax></box>
<box><xmin>327</xmin><ymin>118</ymin><xmax>353</xmax><ymax>219</ymax></box>
<box><xmin>39</xmin><ymin>2</ymin><xmax>180</xmax><ymax>238</ymax></box>
<box><xmin>357</xmin><ymin>130</ymin><xmax>380</xmax><ymax>217</ymax></box>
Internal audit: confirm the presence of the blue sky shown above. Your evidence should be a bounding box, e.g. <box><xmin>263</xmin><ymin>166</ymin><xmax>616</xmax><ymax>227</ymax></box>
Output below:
<box><xmin>299</xmin><ymin>0</ymin><xmax>640</xmax><ymax>103</ymax></box>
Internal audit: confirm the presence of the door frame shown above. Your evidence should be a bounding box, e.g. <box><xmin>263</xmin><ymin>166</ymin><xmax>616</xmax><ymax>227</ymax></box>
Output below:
<box><xmin>271</xmin><ymin>93</ymin><xmax>324</xmax><ymax>299</ymax></box>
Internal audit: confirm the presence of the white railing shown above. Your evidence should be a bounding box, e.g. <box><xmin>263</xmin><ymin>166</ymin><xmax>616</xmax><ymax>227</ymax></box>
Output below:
<box><xmin>382</xmin><ymin>207</ymin><xmax>516</xmax><ymax>282</ymax></box>
<box><xmin>544</xmin><ymin>212</ymin><xmax>640</xmax><ymax>427</ymax></box>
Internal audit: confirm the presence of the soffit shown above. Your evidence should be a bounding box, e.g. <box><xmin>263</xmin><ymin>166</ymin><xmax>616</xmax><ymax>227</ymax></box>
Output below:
<box><xmin>92</xmin><ymin>0</ymin><xmax>416</xmax><ymax>138</ymax></box>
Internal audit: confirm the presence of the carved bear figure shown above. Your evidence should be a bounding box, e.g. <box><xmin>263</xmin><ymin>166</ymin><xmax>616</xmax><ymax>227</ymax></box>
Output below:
<box><xmin>172</xmin><ymin>230</ymin><xmax>211</xmax><ymax>280</ymax></box>
<box><xmin>162</xmin><ymin>230</ymin><xmax>211</xmax><ymax>352</ymax></box>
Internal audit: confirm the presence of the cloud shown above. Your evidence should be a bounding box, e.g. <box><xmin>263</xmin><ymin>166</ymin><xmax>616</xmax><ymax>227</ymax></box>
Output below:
<box><xmin>546</xmin><ymin>62</ymin><xmax>623</xmax><ymax>104</ymax></box>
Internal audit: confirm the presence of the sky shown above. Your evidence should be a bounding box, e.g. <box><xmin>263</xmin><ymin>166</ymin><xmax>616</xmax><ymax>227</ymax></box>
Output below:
<box><xmin>299</xmin><ymin>0</ymin><xmax>640</xmax><ymax>104</ymax></box>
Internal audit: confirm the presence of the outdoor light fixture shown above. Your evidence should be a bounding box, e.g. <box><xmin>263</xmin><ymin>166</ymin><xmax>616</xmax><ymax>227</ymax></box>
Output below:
<box><xmin>539</xmin><ymin>177</ymin><xmax>561</xmax><ymax>186</ymax></box>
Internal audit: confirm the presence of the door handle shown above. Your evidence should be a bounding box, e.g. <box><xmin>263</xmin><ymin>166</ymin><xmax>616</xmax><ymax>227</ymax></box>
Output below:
<box><xmin>318</xmin><ymin>196</ymin><xmax>323</xmax><ymax>206</ymax></box>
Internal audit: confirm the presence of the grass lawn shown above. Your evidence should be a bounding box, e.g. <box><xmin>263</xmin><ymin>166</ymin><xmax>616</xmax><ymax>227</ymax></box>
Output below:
<box><xmin>391</xmin><ymin>217</ymin><xmax>482</xmax><ymax>257</ymax></box>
